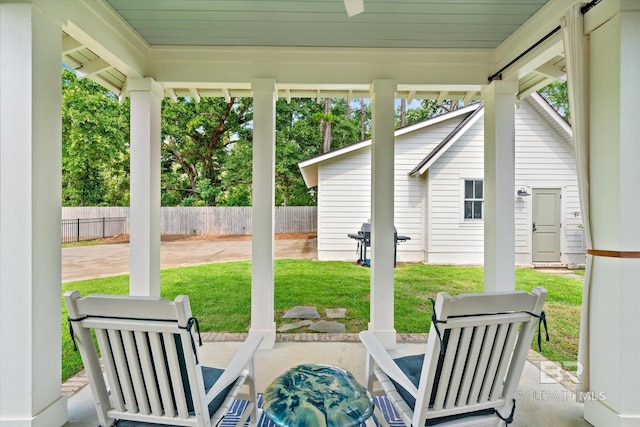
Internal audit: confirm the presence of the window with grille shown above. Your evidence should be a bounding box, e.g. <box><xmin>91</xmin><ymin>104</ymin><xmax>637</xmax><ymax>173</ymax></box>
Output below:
<box><xmin>464</xmin><ymin>180</ymin><xmax>483</xmax><ymax>220</ymax></box>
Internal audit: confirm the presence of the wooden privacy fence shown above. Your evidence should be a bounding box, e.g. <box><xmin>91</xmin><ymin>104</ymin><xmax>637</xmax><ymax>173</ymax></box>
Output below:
<box><xmin>62</xmin><ymin>206</ymin><xmax>317</xmax><ymax>236</ymax></box>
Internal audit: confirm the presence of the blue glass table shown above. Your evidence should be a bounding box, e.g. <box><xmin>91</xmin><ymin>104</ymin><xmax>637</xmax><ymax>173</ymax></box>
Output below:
<box><xmin>263</xmin><ymin>363</ymin><xmax>375</xmax><ymax>427</ymax></box>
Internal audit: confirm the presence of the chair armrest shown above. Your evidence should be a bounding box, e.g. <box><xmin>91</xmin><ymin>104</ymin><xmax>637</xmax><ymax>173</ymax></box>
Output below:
<box><xmin>205</xmin><ymin>334</ymin><xmax>263</xmax><ymax>400</ymax></box>
<box><xmin>359</xmin><ymin>331</ymin><xmax>419</xmax><ymax>397</ymax></box>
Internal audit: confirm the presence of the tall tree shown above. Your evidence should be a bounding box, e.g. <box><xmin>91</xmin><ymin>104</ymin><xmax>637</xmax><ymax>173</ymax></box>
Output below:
<box><xmin>62</xmin><ymin>69</ymin><xmax>130</xmax><ymax>206</ymax></box>
<box><xmin>160</xmin><ymin>97</ymin><xmax>252</xmax><ymax>206</ymax></box>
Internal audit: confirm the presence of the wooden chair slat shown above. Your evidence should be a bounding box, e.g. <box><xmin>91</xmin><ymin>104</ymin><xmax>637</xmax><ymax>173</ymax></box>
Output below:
<box><xmin>64</xmin><ymin>291</ymin><xmax>262</xmax><ymax>427</ymax></box>
<box><xmin>121</xmin><ymin>330</ymin><xmax>151</xmax><ymax>415</ymax></box>
<box><xmin>445</xmin><ymin>326</ymin><xmax>472</xmax><ymax>409</ymax></box>
<box><xmin>432</xmin><ymin>328</ymin><xmax>460</xmax><ymax>410</ymax></box>
<box><xmin>108</xmin><ymin>329</ymin><xmax>138</xmax><ymax>414</ymax></box>
<box><xmin>360</xmin><ymin>287</ymin><xmax>547</xmax><ymax>427</ymax></box>
<box><xmin>468</xmin><ymin>324</ymin><xmax>497</xmax><ymax>404</ymax></box>
<box><xmin>478</xmin><ymin>322</ymin><xmax>509</xmax><ymax>403</ymax></box>
<box><xmin>457</xmin><ymin>325</ymin><xmax>485</xmax><ymax>405</ymax></box>
<box><xmin>490</xmin><ymin>322</ymin><xmax>520</xmax><ymax>402</ymax></box>
<box><xmin>95</xmin><ymin>328</ymin><xmax>126</xmax><ymax>413</ymax></box>
<box><xmin>164</xmin><ymin>332</ymin><xmax>190</xmax><ymax>419</ymax></box>
<box><xmin>134</xmin><ymin>331</ymin><xmax>163</xmax><ymax>417</ymax></box>
<box><xmin>149</xmin><ymin>331</ymin><xmax>177</xmax><ymax>418</ymax></box>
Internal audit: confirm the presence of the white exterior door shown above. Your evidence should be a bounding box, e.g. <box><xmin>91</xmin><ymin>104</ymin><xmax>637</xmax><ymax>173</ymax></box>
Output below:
<box><xmin>532</xmin><ymin>188</ymin><xmax>561</xmax><ymax>263</ymax></box>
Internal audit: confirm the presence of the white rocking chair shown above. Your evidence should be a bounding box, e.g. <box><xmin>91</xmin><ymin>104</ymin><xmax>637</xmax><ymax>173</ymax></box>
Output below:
<box><xmin>65</xmin><ymin>291</ymin><xmax>262</xmax><ymax>427</ymax></box>
<box><xmin>360</xmin><ymin>287</ymin><xmax>547</xmax><ymax>426</ymax></box>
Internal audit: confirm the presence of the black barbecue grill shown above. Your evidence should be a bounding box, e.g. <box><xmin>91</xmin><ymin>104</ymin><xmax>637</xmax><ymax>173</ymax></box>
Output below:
<box><xmin>347</xmin><ymin>222</ymin><xmax>410</xmax><ymax>267</ymax></box>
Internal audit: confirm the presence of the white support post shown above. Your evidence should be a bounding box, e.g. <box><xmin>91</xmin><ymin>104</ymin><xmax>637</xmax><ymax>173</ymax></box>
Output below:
<box><xmin>250</xmin><ymin>79</ymin><xmax>277</xmax><ymax>348</ymax></box>
<box><xmin>0</xmin><ymin>3</ymin><xmax>68</xmax><ymax>426</ymax></box>
<box><xmin>582</xmin><ymin>5</ymin><xmax>640</xmax><ymax>426</ymax></box>
<box><xmin>129</xmin><ymin>78</ymin><xmax>163</xmax><ymax>296</ymax></box>
<box><xmin>368</xmin><ymin>79</ymin><xmax>397</xmax><ymax>348</ymax></box>
<box><xmin>481</xmin><ymin>81</ymin><xmax>517</xmax><ymax>292</ymax></box>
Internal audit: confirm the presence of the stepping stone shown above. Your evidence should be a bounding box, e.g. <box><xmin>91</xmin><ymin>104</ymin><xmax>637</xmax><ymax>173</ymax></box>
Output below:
<box><xmin>325</xmin><ymin>308</ymin><xmax>347</xmax><ymax>319</ymax></box>
<box><xmin>277</xmin><ymin>320</ymin><xmax>313</xmax><ymax>332</ymax></box>
<box><xmin>283</xmin><ymin>306</ymin><xmax>320</xmax><ymax>319</ymax></box>
<box><xmin>308</xmin><ymin>320</ymin><xmax>346</xmax><ymax>333</ymax></box>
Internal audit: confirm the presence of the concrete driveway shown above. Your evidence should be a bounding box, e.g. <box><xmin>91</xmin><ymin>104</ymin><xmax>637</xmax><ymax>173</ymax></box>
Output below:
<box><xmin>63</xmin><ymin>237</ymin><xmax>317</xmax><ymax>283</ymax></box>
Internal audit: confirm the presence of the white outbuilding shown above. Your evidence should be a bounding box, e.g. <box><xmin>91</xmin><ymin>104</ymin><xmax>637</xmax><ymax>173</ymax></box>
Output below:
<box><xmin>299</xmin><ymin>93</ymin><xmax>584</xmax><ymax>267</ymax></box>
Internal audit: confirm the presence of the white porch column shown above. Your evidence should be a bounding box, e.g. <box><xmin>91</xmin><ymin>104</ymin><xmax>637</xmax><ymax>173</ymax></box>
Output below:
<box><xmin>481</xmin><ymin>81</ymin><xmax>517</xmax><ymax>292</ymax></box>
<box><xmin>368</xmin><ymin>79</ymin><xmax>397</xmax><ymax>348</ymax></box>
<box><xmin>0</xmin><ymin>3</ymin><xmax>67</xmax><ymax>426</ymax></box>
<box><xmin>582</xmin><ymin>5</ymin><xmax>640</xmax><ymax>426</ymax></box>
<box><xmin>129</xmin><ymin>78</ymin><xmax>163</xmax><ymax>296</ymax></box>
<box><xmin>250</xmin><ymin>79</ymin><xmax>277</xmax><ymax>348</ymax></box>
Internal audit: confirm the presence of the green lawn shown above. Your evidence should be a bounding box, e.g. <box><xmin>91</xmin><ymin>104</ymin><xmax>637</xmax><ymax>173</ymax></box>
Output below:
<box><xmin>61</xmin><ymin>260</ymin><xmax>583</xmax><ymax>381</ymax></box>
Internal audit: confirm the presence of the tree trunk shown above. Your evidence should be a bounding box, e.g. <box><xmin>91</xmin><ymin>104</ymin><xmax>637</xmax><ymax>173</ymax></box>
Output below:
<box><xmin>322</xmin><ymin>98</ymin><xmax>332</xmax><ymax>153</ymax></box>
<box><xmin>400</xmin><ymin>98</ymin><xmax>406</xmax><ymax>127</ymax></box>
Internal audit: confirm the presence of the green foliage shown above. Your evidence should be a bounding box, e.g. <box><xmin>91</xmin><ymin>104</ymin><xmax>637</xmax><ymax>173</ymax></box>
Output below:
<box><xmin>62</xmin><ymin>71</ymin><xmax>488</xmax><ymax>208</ymax></box>
<box><xmin>538</xmin><ymin>81</ymin><xmax>570</xmax><ymax>122</ymax></box>
<box><xmin>403</xmin><ymin>99</ymin><xmax>466</xmax><ymax>127</ymax></box>
<box><xmin>62</xmin><ymin>69</ymin><xmax>130</xmax><ymax>206</ymax></box>
<box><xmin>161</xmin><ymin>96</ymin><xmax>253</xmax><ymax>206</ymax></box>
<box><xmin>62</xmin><ymin>261</ymin><xmax>583</xmax><ymax>380</ymax></box>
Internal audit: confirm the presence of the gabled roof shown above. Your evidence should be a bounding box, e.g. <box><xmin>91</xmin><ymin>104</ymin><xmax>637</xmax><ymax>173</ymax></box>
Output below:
<box><xmin>299</xmin><ymin>93</ymin><xmax>574</xmax><ymax>187</ymax></box>
<box><xmin>409</xmin><ymin>103</ymin><xmax>484</xmax><ymax>176</ymax></box>
<box><xmin>524</xmin><ymin>92</ymin><xmax>573</xmax><ymax>144</ymax></box>
<box><xmin>298</xmin><ymin>103</ymin><xmax>481</xmax><ymax>187</ymax></box>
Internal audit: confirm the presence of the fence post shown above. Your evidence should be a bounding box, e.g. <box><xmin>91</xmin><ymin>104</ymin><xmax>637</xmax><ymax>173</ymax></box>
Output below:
<box><xmin>76</xmin><ymin>218</ymin><xmax>80</xmax><ymax>242</ymax></box>
<box><xmin>102</xmin><ymin>217</ymin><xmax>106</xmax><ymax>238</ymax></box>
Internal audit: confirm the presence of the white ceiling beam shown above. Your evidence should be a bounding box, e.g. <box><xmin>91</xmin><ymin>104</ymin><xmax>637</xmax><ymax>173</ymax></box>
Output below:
<box><xmin>518</xmin><ymin>76</ymin><xmax>554</xmax><ymax>100</ymax></box>
<box><xmin>493</xmin><ymin>0</ymin><xmax>576</xmax><ymax>82</ymax></box>
<box><xmin>118</xmin><ymin>78</ymin><xmax>129</xmax><ymax>104</ymax></box>
<box><xmin>167</xmin><ymin>88</ymin><xmax>178</xmax><ymax>102</ymax></box>
<box><xmin>49</xmin><ymin>0</ymin><xmax>147</xmax><ymax>79</ymax></box>
<box><xmin>75</xmin><ymin>58</ymin><xmax>112</xmax><ymax>79</ymax></box>
<box><xmin>535</xmin><ymin>62</ymin><xmax>566</xmax><ymax>80</ymax></box>
<box><xmin>463</xmin><ymin>91</ymin><xmax>476</xmax><ymax>105</ymax></box>
<box><xmin>150</xmin><ymin>47</ymin><xmax>492</xmax><ymax>87</ymax></box>
<box><xmin>189</xmin><ymin>88</ymin><xmax>201</xmax><ymax>102</ymax></box>
<box><xmin>407</xmin><ymin>90</ymin><xmax>416</xmax><ymax>103</ymax></box>
<box><xmin>221</xmin><ymin>88</ymin><xmax>231</xmax><ymax>102</ymax></box>
<box><xmin>61</xmin><ymin>34</ymin><xmax>83</xmax><ymax>55</ymax></box>
<box><xmin>498</xmin><ymin>35</ymin><xmax>564</xmax><ymax>82</ymax></box>
<box><xmin>436</xmin><ymin>91</ymin><xmax>448</xmax><ymax>105</ymax></box>
<box><xmin>88</xmin><ymin>74</ymin><xmax>121</xmax><ymax>96</ymax></box>
<box><xmin>495</xmin><ymin>0</ymin><xmax>577</xmax><ymax>69</ymax></box>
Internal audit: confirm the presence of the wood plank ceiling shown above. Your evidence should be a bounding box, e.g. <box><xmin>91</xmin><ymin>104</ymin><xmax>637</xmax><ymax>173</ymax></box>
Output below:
<box><xmin>61</xmin><ymin>0</ymin><xmax>565</xmax><ymax>102</ymax></box>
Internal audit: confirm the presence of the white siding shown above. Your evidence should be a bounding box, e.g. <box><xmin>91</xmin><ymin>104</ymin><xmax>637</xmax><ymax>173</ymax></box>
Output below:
<box><xmin>427</xmin><ymin>120</ymin><xmax>485</xmax><ymax>264</ymax></box>
<box><xmin>317</xmin><ymin>118</ymin><xmax>465</xmax><ymax>261</ymax></box>
<box><xmin>315</xmin><ymin>101</ymin><xmax>583</xmax><ymax>266</ymax></box>
<box><xmin>427</xmin><ymin>102</ymin><xmax>582</xmax><ymax>265</ymax></box>
<box><xmin>514</xmin><ymin>102</ymin><xmax>583</xmax><ymax>265</ymax></box>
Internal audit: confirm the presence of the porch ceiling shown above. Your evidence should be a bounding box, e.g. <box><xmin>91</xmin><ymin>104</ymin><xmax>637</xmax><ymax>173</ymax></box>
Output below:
<box><xmin>56</xmin><ymin>0</ymin><xmax>572</xmax><ymax>101</ymax></box>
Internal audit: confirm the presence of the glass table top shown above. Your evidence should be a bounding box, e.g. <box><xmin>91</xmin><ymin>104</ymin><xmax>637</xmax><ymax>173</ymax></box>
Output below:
<box><xmin>263</xmin><ymin>363</ymin><xmax>374</xmax><ymax>427</ymax></box>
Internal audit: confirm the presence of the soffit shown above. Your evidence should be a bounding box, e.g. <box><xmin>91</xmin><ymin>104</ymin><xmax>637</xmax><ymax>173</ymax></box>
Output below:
<box><xmin>104</xmin><ymin>0</ymin><xmax>548</xmax><ymax>49</ymax></box>
<box><xmin>59</xmin><ymin>0</ymin><xmax>569</xmax><ymax>101</ymax></box>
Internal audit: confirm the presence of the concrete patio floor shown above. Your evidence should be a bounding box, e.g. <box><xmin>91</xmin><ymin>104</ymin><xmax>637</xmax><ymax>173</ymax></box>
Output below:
<box><xmin>64</xmin><ymin>334</ymin><xmax>591</xmax><ymax>427</ymax></box>
<box><xmin>62</xmin><ymin>238</ymin><xmax>590</xmax><ymax>426</ymax></box>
